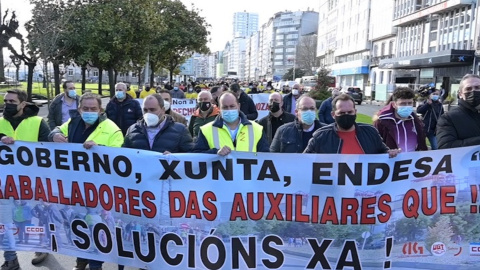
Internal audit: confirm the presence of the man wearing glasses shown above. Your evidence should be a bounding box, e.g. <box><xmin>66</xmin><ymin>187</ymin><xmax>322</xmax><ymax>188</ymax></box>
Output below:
<box><xmin>304</xmin><ymin>94</ymin><xmax>400</xmax><ymax>157</ymax></box>
<box><xmin>271</xmin><ymin>95</ymin><xmax>324</xmax><ymax>153</ymax></box>
<box><xmin>437</xmin><ymin>74</ymin><xmax>480</xmax><ymax>149</ymax></box>
<box><xmin>374</xmin><ymin>87</ymin><xmax>427</xmax><ymax>152</ymax></box>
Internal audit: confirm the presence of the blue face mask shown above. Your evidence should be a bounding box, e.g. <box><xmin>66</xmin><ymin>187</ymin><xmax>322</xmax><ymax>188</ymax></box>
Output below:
<box><xmin>396</xmin><ymin>106</ymin><xmax>413</xmax><ymax>118</ymax></box>
<box><xmin>222</xmin><ymin>110</ymin><xmax>239</xmax><ymax>123</ymax></box>
<box><xmin>431</xmin><ymin>95</ymin><xmax>439</xmax><ymax>101</ymax></box>
<box><xmin>115</xmin><ymin>91</ymin><xmax>125</xmax><ymax>100</ymax></box>
<box><xmin>301</xmin><ymin>110</ymin><xmax>316</xmax><ymax>125</ymax></box>
<box><xmin>174</xmin><ymin>87</ymin><xmax>179</xmax><ymax>91</ymax></box>
<box><xmin>68</xmin><ymin>90</ymin><xmax>77</xmax><ymax>99</ymax></box>
<box><xmin>82</xmin><ymin>112</ymin><xmax>99</xmax><ymax>125</ymax></box>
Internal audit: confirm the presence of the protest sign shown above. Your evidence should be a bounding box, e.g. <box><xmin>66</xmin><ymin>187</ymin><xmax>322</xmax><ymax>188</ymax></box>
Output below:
<box><xmin>136</xmin><ymin>93</ymin><xmax>273</xmax><ymax>122</ymax></box>
<box><xmin>1</xmin><ymin>141</ymin><xmax>479</xmax><ymax>269</ymax></box>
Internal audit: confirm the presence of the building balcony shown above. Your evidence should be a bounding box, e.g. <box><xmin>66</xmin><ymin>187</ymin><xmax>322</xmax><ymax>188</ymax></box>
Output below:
<box><xmin>393</xmin><ymin>0</ymin><xmax>471</xmax><ymax>27</ymax></box>
<box><xmin>370</xmin><ymin>55</ymin><xmax>395</xmax><ymax>66</ymax></box>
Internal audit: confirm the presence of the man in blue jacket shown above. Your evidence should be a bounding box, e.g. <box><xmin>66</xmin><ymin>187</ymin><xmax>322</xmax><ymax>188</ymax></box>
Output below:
<box><xmin>318</xmin><ymin>88</ymin><xmax>340</xmax><ymax>124</ymax></box>
<box><xmin>270</xmin><ymin>95</ymin><xmax>324</xmax><ymax>153</ymax></box>
<box><xmin>123</xmin><ymin>94</ymin><xmax>193</xmax><ymax>153</ymax></box>
<box><xmin>105</xmin><ymin>82</ymin><xmax>143</xmax><ymax>135</ymax></box>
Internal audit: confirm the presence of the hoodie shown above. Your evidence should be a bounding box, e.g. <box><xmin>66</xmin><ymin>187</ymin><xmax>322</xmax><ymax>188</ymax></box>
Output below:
<box><xmin>373</xmin><ymin>102</ymin><xmax>427</xmax><ymax>152</ymax></box>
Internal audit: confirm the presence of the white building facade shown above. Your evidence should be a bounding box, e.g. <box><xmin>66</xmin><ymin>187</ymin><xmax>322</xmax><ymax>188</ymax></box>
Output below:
<box><xmin>379</xmin><ymin>0</ymin><xmax>478</xmax><ymax>100</ymax></box>
<box><xmin>233</xmin><ymin>11</ymin><xmax>259</xmax><ymax>38</ymax></box>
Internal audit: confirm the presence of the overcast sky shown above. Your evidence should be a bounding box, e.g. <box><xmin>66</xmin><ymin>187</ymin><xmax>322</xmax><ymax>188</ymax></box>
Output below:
<box><xmin>2</xmin><ymin>0</ymin><xmax>319</xmax><ymax>52</ymax></box>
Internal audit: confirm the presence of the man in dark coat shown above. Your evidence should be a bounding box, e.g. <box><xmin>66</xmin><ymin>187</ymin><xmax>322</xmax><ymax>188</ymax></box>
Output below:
<box><xmin>105</xmin><ymin>82</ymin><xmax>143</xmax><ymax>135</ymax></box>
<box><xmin>230</xmin><ymin>83</ymin><xmax>258</xmax><ymax>120</ymax></box>
<box><xmin>437</xmin><ymin>74</ymin><xmax>480</xmax><ymax>149</ymax></box>
<box><xmin>123</xmin><ymin>94</ymin><xmax>193</xmax><ymax>153</ymax></box>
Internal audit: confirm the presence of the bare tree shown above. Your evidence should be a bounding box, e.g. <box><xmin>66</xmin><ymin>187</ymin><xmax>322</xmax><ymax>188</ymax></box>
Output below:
<box><xmin>296</xmin><ymin>34</ymin><xmax>320</xmax><ymax>76</ymax></box>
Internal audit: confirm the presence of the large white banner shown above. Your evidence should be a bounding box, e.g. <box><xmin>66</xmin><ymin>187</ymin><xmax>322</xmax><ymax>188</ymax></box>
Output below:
<box><xmin>2</xmin><ymin>142</ymin><xmax>480</xmax><ymax>269</ymax></box>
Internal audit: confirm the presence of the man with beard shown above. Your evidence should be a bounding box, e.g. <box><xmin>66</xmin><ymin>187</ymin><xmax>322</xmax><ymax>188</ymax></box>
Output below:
<box><xmin>0</xmin><ymin>89</ymin><xmax>50</xmax><ymax>269</ymax></box>
<box><xmin>303</xmin><ymin>94</ymin><xmax>400</xmax><ymax>157</ymax></box>
<box><xmin>256</xmin><ymin>92</ymin><xmax>295</xmax><ymax>144</ymax></box>
<box><xmin>437</xmin><ymin>74</ymin><xmax>480</xmax><ymax>149</ymax></box>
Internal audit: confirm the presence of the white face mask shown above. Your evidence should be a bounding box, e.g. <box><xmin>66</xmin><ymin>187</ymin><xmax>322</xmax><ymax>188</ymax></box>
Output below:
<box><xmin>292</xmin><ymin>89</ymin><xmax>299</xmax><ymax>95</ymax></box>
<box><xmin>144</xmin><ymin>113</ymin><xmax>160</xmax><ymax>127</ymax></box>
<box><xmin>164</xmin><ymin>101</ymin><xmax>171</xmax><ymax>111</ymax></box>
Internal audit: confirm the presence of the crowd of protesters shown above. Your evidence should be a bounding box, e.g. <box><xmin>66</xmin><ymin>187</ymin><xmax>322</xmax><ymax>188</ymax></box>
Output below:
<box><xmin>1</xmin><ymin>73</ymin><xmax>480</xmax><ymax>270</ymax></box>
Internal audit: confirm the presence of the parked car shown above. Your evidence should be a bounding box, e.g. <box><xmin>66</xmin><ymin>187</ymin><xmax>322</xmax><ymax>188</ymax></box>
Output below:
<box><xmin>1</xmin><ymin>76</ymin><xmax>19</xmax><ymax>86</ymax></box>
<box><xmin>342</xmin><ymin>86</ymin><xmax>363</xmax><ymax>105</ymax></box>
<box><xmin>365</xmin><ymin>239</ymin><xmax>385</xmax><ymax>250</ymax></box>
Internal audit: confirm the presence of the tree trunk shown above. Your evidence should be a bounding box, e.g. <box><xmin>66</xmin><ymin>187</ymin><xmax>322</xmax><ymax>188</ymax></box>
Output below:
<box><xmin>53</xmin><ymin>62</ymin><xmax>61</xmax><ymax>96</ymax></box>
<box><xmin>15</xmin><ymin>66</ymin><xmax>19</xmax><ymax>82</ymax></box>
<box><xmin>149</xmin><ymin>62</ymin><xmax>155</xmax><ymax>86</ymax></box>
<box><xmin>114</xmin><ymin>69</ymin><xmax>118</xmax><ymax>84</ymax></box>
<box><xmin>169</xmin><ymin>68</ymin><xmax>174</xmax><ymax>83</ymax></box>
<box><xmin>81</xmin><ymin>64</ymin><xmax>87</xmax><ymax>94</ymax></box>
<box><xmin>137</xmin><ymin>67</ymin><xmax>142</xmax><ymax>88</ymax></box>
<box><xmin>26</xmin><ymin>62</ymin><xmax>36</xmax><ymax>102</ymax></box>
<box><xmin>43</xmin><ymin>61</ymin><xmax>51</xmax><ymax>103</ymax></box>
<box><xmin>98</xmin><ymin>68</ymin><xmax>103</xmax><ymax>96</ymax></box>
<box><xmin>108</xmin><ymin>67</ymin><xmax>115</xmax><ymax>97</ymax></box>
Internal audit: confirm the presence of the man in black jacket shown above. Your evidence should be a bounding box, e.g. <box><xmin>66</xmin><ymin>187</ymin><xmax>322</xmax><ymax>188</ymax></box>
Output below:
<box><xmin>282</xmin><ymin>83</ymin><xmax>301</xmax><ymax>114</ymax></box>
<box><xmin>437</xmin><ymin>74</ymin><xmax>480</xmax><ymax>149</ymax></box>
<box><xmin>256</xmin><ymin>92</ymin><xmax>295</xmax><ymax>144</ymax></box>
<box><xmin>230</xmin><ymin>83</ymin><xmax>258</xmax><ymax>120</ymax></box>
<box><xmin>105</xmin><ymin>82</ymin><xmax>143</xmax><ymax>135</ymax></box>
<box><xmin>47</xmin><ymin>81</ymin><xmax>79</xmax><ymax>130</ymax></box>
<box><xmin>416</xmin><ymin>88</ymin><xmax>444</xmax><ymax>150</ymax></box>
<box><xmin>270</xmin><ymin>95</ymin><xmax>324</xmax><ymax>153</ymax></box>
<box><xmin>303</xmin><ymin>94</ymin><xmax>399</xmax><ymax>157</ymax></box>
<box><xmin>123</xmin><ymin>94</ymin><xmax>193</xmax><ymax>153</ymax></box>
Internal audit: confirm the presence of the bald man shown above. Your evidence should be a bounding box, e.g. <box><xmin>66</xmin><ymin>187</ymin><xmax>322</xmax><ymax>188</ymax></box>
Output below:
<box><xmin>193</xmin><ymin>91</ymin><xmax>269</xmax><ymax>155</ymax></box>
<box><xmin>188</xmin><ymin>90</ymin><xmax>220</xmax><ymax>139</ymax></box>
<box><xmin>106</xmin><ymin>82</ymin><xmax>143</xmax><ymax>135</ymax></box>
<box><xmin>256</xmin><ymin>92</ymin><xmax>295</xmax><ymax>144</ymax></box>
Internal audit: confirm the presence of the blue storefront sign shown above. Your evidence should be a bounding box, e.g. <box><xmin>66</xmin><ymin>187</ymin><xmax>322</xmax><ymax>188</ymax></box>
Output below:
<box><xmin>331</xmin><ymin>66</ymin><xmax>369</xmax><ymax>76</ymax></box>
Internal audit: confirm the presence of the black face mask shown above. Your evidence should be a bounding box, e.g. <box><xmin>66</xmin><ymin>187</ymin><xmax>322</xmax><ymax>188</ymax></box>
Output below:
<box><xmin>464</xmin><ymin>91</ymin><xmax>480</xmax><ymax>108</ymax></box>
<box><xmin>269</xmin><ymin>102</ymin><xmax>280</xmax><ymax>113</ymax></box>
<box><xmin>200</xmin><ymin>101</ymin><xmax>211</xmax><ymax>112</ymax></box>
<box><xmin>145</xmin><ymin>87</ymin><xmax>151</xmax><ymax>91</ymax></box>
<box><xmin>335</xmin><ymin>114</ymin><xmax>356</xmax><ymax>130</ymax></box>
<box><xmin>3</xmin><ymin>103</ymin><xmax>19</xmax><ymax>118</ymax></box>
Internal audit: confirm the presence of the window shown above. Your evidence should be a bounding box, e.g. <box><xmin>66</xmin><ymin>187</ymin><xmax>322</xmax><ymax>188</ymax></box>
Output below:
<box><xmin>389</xmin><ymin>40</ymin><xmax>394</xmax><ymax>55</ymax></box>
<box><xmin>68</xmin><ymin>69</ymin><xmax>74</xmax><ymax>76</ymax></box>
<box><xmin>93</xmin><ymin>70</ymin><xmax>99</xmax><ymax>77</ymax></box>
<box><xmin>381</xmin><ymin>42</ymin><xmax>385</xmax><ymax>56</ymax></box>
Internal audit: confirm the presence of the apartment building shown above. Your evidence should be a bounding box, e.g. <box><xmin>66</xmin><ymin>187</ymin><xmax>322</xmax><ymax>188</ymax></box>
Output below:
<box><xmin>379</xmin><ymin>0</ymin><xmax>478</xmax><ymax>99</ymax></box>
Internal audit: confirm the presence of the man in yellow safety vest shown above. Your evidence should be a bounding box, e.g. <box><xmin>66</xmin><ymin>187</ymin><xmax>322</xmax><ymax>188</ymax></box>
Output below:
<box><xmin>193</xmin><ymin>91</ymin><xmax>269</xmax><ymax>155</ymax></box>
<box><xmin>0</xmin><ymin>89</ymin><xmax>50</xmax><ymax>270</ymax></box>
